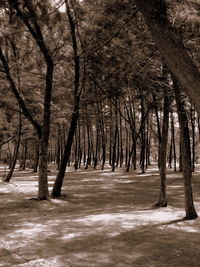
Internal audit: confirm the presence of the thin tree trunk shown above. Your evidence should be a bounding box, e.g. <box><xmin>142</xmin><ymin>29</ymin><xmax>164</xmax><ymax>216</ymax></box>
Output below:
<box><xmin>179</xmin><ymin>134</ymin><xmax>183</xmax><ymax>172</ymax></box>
<box><xmin>83</xmin><ymin>124</ymin><xmax>86</xmax><ymax>166</ymax></box>
<box><xmin>170</xmin><ymin>111</ymin><xmax>176</xmax><ymax>171</ymax></box>
<box><xmin>56</xmin><ymin>124</ymin><xmax>61</xmax><ymax>170</ymax></box>
<box><xmin>153</xmin><ymin>95</ymin><xmax>162</xmax><ymax>168</ymax></box>
<box><xmin>77</xmin><ymin>121</ymin><xmax>82</xmax><ymax>169</ymax></box>
<box><xmin>168</xmin><ymin>133</ymin><xmax>172</xmax><ymax>169</ymax></box>
<box><xmin>85</xmin><ymin>119</ymin><xmax>92</xmax><ymax>169</ymax></box>
<box><xmin>155</xmin><ymin>87</ymin><xmax>170</xmax><ymax>207</ymax></box>
<box><xmin>119</xmin><ymin>111</ymin><xmax>124</xmax><ymax>167</ymax></box>
<box><xmin>112</xmin><ymin>125</ymin><xmax>118</xmax><ymax>172</ymax></box>
<box><xmin>37</xmin><ymin>62</ymin><xmax>53</xmax><ymax>200</ymax></box>
<box><xmin>3</xmin><ymin>114</ymin><xmax>21</xmax><ymax>182</ymax></box>
<box><xmin>74</xmin><ymin>131</ymin><xmax>78</xmax><ymax>170</ymax></box>
<box><xmin>140</xmin><ymin>96</ymin><xmax>146</xmax><ymax>174</ymax></box>
<box><xmin>172</xmin><ymin>75</ymin><xmax>197</xmax><ymax>220</ymax></box>
<box><xmin>33</xmin><ymin>141</ymin><xmax>39</xmax><ymax>173</ymax></box>
<box><xmin>20</xmin><ymin>139</ymin><xmax>27</xmax><ymax>170</ymax></box>
<box><xmin>190</xmin><ymin>107</ymin><xmax>195</xmax><ymax>172</ymax></box>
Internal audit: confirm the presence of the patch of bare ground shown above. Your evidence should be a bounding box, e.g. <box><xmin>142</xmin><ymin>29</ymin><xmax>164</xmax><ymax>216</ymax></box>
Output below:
<box><xmin>0</xmin><ymin>164</ymin><xmax>200</xmax><ymax>266</ymax></box>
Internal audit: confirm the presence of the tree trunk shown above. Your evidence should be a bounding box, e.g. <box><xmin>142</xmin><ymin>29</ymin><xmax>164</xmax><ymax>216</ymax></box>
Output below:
<box><xmin>153</xmin><ymin>94</ymin><xmax>162</xmax><ymax>168</ymax></box>
<box><xmin>74</xmin><ymin>131</ymin><xmax>78</xmax><ymax>170</ymax></box>
<box><xmin>190</xmin><ymin>107</ymin><xmax>195</xmax><ymax>172</ymax></box>
<box><xmin>168</xmin><ymin>133</ymin><xmax>172</xmax><ymax>169</ymax></box>
<box><xmin>135</xmin><ymin>0</ymin><xmax>200</xmax><ymax>116</ymax></box>
<box><xmin>112</xmin><ymin>125</ymin><xmax>118</xmax><ymax>172</ymax></box>
<box><xmin>33</xmin><ymin>141</ymin><xmax>39</xmax><ymax>173</ymax></box>
<box><xmin>155</xmin><ymin>87</ymin><xmax>170</xmax><ymax>207</ymax></box>
<box><xmin>145</xmin><ymin>112</ymin><xmax>151</xmax><ymax>169</ymax></box>
<box><xmin>20</xmin><ymin>139</ymin><xmax>27</xmax><ymax>170</ymax></box>
<box><xmin>172</xmin><ymin>75</ymin><xmax>198</xmax><ymax>220</ymax></box>
<box><xmin>119</xmin><ymin>112</ymin><xmax>124</xmax><ymax>167</ymax></box>
<box><xmin>52</xmin><ymin>0</ymin><xmax>82</xmax><ymax>197</ymax></box>
<box><xmin>83</xmin><ymin>125</ymin><xmax>86</xmax><ymax>166</ymax></box>
<box><xmin>56</xmin><ymin>124</ymin><xmax>61</xmax><ymax>170</ymax></box>
<box><xmin>170</xmin><ymin>112</ymin><xmax>176</xmax><ymax>171</ymax></box>
<box><xmin>179</xmin><ymin>134</ymin><xmax>183</xmax><ymax>172</ymax></box>
<box><xmin>3</xmin><ymin>114</ymin><xmax>21</xmax><ymax>182</ymax></box>
<box><xmin>51</xmin><ymin>102</ymin><xmax>79</xmax><ymax>197</ymax></box>
<box><xmin>85</xmin><ymin>119</ymin><xmax>93</xmax><ymax>169</ymax></box>
<box><xmin>37</xmin><ymin>61</ymin><xmax>54</xmax><ymax>200</ymax></box>
<box><xmin>77</xmin><ymin>122</ymin><xmax>82</xmax><ymax>169</ymax></box>
<box><xmin>126</xmin><ymin>143</ymin><xmax>133</xmax><ymax>172</ymax></box>
<box><xmin>140</xmin><ymin>96</ymin><xmax>146</xmax><ymax>174</ymax></box>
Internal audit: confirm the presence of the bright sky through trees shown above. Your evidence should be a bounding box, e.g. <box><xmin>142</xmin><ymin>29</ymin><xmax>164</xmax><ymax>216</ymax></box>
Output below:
<box><xmin>53</xmin><ymin>0</ymin><xmax>66</xmax><ymax>12</ymax></box>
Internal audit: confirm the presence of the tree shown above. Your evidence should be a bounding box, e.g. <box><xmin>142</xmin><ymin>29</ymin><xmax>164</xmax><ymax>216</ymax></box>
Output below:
<box><xmin>172</xmin><ymin>75</ymin><xmax>198</xmax><ymax>219</ymax></box>
<box><xmin>155</xmin><ymin>85</ymin><xmax>171</xmax><ymax>207</ymax></box>
<box><xmin>134</xmin><ymin>0</ymin><xmax>200</xmax><ymax>115</ymax></box>
<box><xmin>0</xmin><ymin>0</ymin><xmax>54</xmax><ymax>199</ymax></box>
<box><xmin>3</xmin><ymin>113</ymin><xmax>21</xmax><ymax>182</ymax></box>
<box><xmin>51</xmin><ymin>0</ymin><xmax>83</xmax><ymax>197</ymax></box>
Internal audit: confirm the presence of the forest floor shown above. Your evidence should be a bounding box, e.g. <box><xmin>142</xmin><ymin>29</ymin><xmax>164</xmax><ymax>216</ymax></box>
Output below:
<box><xmin>0</xmin><ymin>164</ymin><xmax>200</xmax><ymax>267</ymax></box>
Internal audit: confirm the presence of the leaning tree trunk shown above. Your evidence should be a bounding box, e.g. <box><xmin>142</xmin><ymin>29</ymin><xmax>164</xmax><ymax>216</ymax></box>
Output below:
<box><xmin>172</xmin><ymin>75</ymin><xmax>198</xmax><ymax>220</ymax></box>
<box><xmin>52</xmin><ymin>0</ymin><xmax>82</xmax><ymax>197</ymax></box>
<box><xmin>135</xmin><ymin>0</ymin><xmax>200</xmax><ymax>116</ymax></box>
<box><xmin>51</xmin><ymin>99</ymin><xmax>79</xmax><ymax>197</ymax></box>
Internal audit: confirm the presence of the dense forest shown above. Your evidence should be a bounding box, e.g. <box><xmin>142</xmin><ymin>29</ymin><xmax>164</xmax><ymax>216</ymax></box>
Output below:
<box><xmin>0</xmin><ymin>0</ymin><xmax>200</xmax><ymax>220</ymax></box>
<box><xmin>1</xmin><ymin>1</ymin><xmax>200</xmax><ymax>266</ymax></box>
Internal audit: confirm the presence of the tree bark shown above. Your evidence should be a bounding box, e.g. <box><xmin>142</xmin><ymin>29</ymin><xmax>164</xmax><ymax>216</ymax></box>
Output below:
<box><xmin>37</xmin><ymin>61</ymin><xmax>53</xmax><ymax>200</ymax></box>
<box><xmin>153</xmin><ymin>94</ymin><xmax>162</xmax><ymax>168</ymax></box>
<box><xmin>33</xmin><ymin>141</ymin><xmax>39</xmax><ymax>173</ymax></box>
<box><xmin>140</xmin><ymin>96</ymin><xmax>146</xmax><ymax>174</ymax></box>
<box><xmin>170</xmin><ymin>112</ymin><xmax>176</xmax><ymax>171</ymax></box>
<box><xmin>20</xmin><ymin>139</ymin><xmax>27</xmax><ymax>170</ymax></box>
<box><xmin>52</xmin><ymin>0</ymin><xmax>83</xmax><ymax>197</ymax></box>
<box><xmin>172</xmin><ymin>75</ymin><xmax>198</xmax><ymax>220</ymax></box>
<box><xmin>3</xmin><ymin>114</ymin><xmax>21</xmax><ymax>182</ymax></box>
<box><xmin>51</xmin><ymin>99</ymin><xmax>79</xmax><ymax>197</ymax></box>
<box><xmin>190</xmin><ymin>107</ymin><xmax>195</xmax><ymax>172</ymax></box>
<box><xmin>135</xmin><ymin>0</ymin><xmax>200</xmax><ymax>115</ymax></box>
<box><xmin>155</xmin><ymin>87</ymin><xmax>170</xmax><ymax>207</ymax></box>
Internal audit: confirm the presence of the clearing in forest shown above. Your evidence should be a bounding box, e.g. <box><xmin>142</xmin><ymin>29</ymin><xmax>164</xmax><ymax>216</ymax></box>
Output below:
<box><xmin>0</xmin><ymin>165</ymin><xmax>200</xmax><ymax>267</ymax></box>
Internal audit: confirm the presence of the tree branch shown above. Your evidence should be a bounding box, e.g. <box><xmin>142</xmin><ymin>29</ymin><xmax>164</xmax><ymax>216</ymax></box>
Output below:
<box><xmin>0</xmin><ymin>47</ymin><xmax>42</xmax><ymax>138</ymax></box>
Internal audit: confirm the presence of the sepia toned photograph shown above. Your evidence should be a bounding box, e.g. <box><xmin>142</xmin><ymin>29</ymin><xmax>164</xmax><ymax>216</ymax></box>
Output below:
<box><xmin>0</xmin><ymin>0</ymin><xmax>200</xmax><ymax>266</ymax></box>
